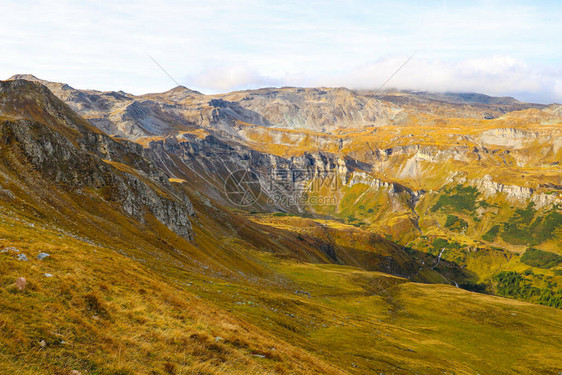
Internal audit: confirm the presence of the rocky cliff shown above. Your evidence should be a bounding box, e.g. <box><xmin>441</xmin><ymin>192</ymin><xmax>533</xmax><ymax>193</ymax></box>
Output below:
<box><xmin>0</xmin><ymin>79</ymin><xmax>194</xmax><ymax>239</ymax></box>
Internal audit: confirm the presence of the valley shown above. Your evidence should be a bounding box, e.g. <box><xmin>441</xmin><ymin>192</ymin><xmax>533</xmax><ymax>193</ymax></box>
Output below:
<box><xmin>0</xmin><ymin>76</ymin><xmax>561</xmax><ymax>374</ymax></box>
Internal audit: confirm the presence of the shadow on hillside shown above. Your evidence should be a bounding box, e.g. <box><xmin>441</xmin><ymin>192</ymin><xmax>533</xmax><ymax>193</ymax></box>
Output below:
<box><xmin>401</xmin><ymin>246</ymin><xmax>488</xmax><ymax>293</ymax></box>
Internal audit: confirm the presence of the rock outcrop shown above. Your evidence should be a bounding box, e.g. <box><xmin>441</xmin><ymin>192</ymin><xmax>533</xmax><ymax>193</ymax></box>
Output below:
<box><xmin>471</xmin><ymin>174</ymin><xmax>561</xmax><ymax>208</ymax></box>
<box><xmin>0</xmin><ymin>80</ymin><xmax>194</xmax><ymax>239</ymax></box>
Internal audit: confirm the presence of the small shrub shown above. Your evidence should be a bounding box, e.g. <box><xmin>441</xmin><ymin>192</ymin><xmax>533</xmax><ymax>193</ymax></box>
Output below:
<box><xmin>501</xmin><ymin>204</ymin><xmax>561</xmax><ymax>245</ymax></box>
<box><xmin>521</xmin><ymin>248</ymin><xmax>562</xmax><ymax>269</ymax></box>
<box><xmin>431</xmin><ymin>185</ymin><xmax>480</xmax><ymax>213</ymax></box>
<box><xmin>482</xmin><ymin>225</ymin><xmax>500</xmax><ymax>242</ymax></box>
<box><xmin>459</xmin><ymin>282</ymin><xmax>487</xmax><ymax>293</ymax></box>
<box><xmin>164</xmin><ymin>362</ymin><xmax>177</xmax><ymax>375</ymax></box>
<box><xmin>444</xmin><ymin>215</ymin><xmax>468</xmax><ymax>231</ymax></box>
<box><xmin>84</xmin><ymin>292</ymin><xmax>110</xmax><ymax>319</ymax></box>
<box><xmin>493</xmin><ymin>271</ymin><xmax>540</xmax><ymax>300</ymax></box>
<box><xmin>431</xmin><ymin>238</ymin><xmax>460</xmax><ymax>254</ymax></box>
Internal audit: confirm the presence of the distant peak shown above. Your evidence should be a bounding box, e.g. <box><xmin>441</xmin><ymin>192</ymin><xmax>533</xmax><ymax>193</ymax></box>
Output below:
<box><xmin>145</xmin><ymin>85</ymin><xmax>203</xmax><ymax>97</ymax></box>
<box><xmin>8</xmin><ymin>74</ymin><xmax>42</xmax><ymax>82</ymax></box>
<box><xmin>167</xmin><ymin>85</ymin><xmax>201</xmax><ymax>94</ymax></box>
<box><xmin>7</xmin><ymin>74</ymin><xmax>75</xmax><ymax>91</ymax></box>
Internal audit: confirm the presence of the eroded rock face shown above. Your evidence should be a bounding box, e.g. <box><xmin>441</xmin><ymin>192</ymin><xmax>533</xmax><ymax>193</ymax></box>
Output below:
<box><xmin>146</xmin><ymin>133</ymin><xmax>424</xmax><ymax>217</ymax></box>
<box><xmin>11</xmin><ymin>75</ymin><xmax>549</xmax><ymax>142</ymax></box>
<box><xmin>480</xmin><ymin>128</ymin><xmax>539</xmax><ymax>149</ymax></box>
<box><xmin>2</xmin><ymin>118</ymin><xmax>194</xmax><ymax>239</ymax></box>
<box><xmin>0</xmin><ymin>80</ymin><xmax>194</xmax><ymax>240</ymax></box>
<box><xmin>147</xmin><ymin>135</ymin><xmax>353</xmax><ymax>212</ymax></box>
<box><xmin>471</xmin><ymin>175</ymin><xmax>561</xmax><ymax>208</ymax></box>
<box><xmin>218</xmin><ymin>87</ymin><xmax>397</xmax><ymax>131</ymax></box>
<box><xmin>148</xmin><ymin>135</ymin><xmax>351</xmax><ymax>209</ymax></box>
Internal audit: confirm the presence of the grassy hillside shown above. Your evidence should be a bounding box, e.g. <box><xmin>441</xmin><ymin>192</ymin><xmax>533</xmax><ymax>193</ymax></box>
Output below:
<box><xmin>0</xmin><ymin>208</ymin><xmax>343</xmax><ymax>375</ymax></box>
<box><xmin>2</xmin><ymin>190</ymin><xmax>562</xmax><ymax>374</ymax></box>
<box><xmin>1</xmin><ymin>78</ymin><xmax>561</xmax><ymax>374</ymax></box>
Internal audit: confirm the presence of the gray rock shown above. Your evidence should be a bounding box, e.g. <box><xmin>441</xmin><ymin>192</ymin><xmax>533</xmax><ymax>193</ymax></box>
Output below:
<box><xmin>37</xmin><ymin>252</ymin><xmax>50</xmax><ymax>260</ymax></box>
<box><xmin>1</xmin><ymin>246</ymin><xmax>20</xmax><ymax>253</ymax></box>
<box><xmin>44</xmin><ymin>273</ymin><xmax>53</xmax><ymax>278</ymax></box>
<box><xmin>295</xmin><ymin>290</ymin><xmax>312</xmax><ymax>298</ymax></box>
<box><xmin>470</xmin><ymin>174</ymin><xmax>561</xmax><ymax>208</ymax></box>
<box><xmin>17</xmin><ymin>253</ymin><xmax>28</xmax><ymax>261</ymax></box>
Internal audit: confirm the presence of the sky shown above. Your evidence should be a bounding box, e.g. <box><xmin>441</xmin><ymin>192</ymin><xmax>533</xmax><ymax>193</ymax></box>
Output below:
<box><xmin>1</xmin><ymin>0</ymin><xmax>561</xmax><ymax>103</ymax></box>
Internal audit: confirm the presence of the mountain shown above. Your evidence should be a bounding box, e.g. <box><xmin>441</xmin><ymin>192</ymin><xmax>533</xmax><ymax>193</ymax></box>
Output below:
<box><xmin>0</xmin><ymin>76</ymin><xmax>561</xmax><ymax>374</ymax></box>
<box><xmin>0</xmin><ymin>79</ymin><xmax>194</xmax><ymax>239</ymax></box>
<box><xmin>365</xmin><ymin>89</ymin><xmax>545</xmax><ymax>119</ymax></box>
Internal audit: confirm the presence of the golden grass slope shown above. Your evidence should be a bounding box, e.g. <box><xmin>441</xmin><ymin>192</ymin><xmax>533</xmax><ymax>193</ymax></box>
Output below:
<box><xmin>0</xmin><ymin>209</ymin><xmax>344</xmax><ymax>375</ymax></box>
<box><xmin>2</xmin><ymin>192</ymin><xmax>562</xmax><ymax>374</ymax></box>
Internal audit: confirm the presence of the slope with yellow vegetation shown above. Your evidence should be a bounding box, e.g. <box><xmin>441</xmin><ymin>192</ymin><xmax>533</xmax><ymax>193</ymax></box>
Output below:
<box><xmin>2</xmin><ymin>188</ymin><xmax>562</xmax><ymax>374</ymax></box>
<box><xmin>1</xmin><ymin>77</ymin><xmax>562</xmax><ymax>374</ymax></box>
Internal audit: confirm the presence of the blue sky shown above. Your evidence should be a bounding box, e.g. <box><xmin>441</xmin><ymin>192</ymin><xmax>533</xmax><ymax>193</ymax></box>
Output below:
<box><xmin>1</xmin><ymin>0</ymin><xmax>561</xmax><ymax>102</ymax></box>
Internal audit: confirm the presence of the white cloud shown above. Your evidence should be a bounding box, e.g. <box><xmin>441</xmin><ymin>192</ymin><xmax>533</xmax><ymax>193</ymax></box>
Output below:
<box><xmin>186</xmin><ymin>65</ymin><xmax>282</xmax><ymax>92</ymax></box>
<box><xmin>0</xmin><ymin>0</ymin><xmax>560</xmax><ymax>102</ymax></box>
<box><xmin>308</xmin><ymin>55</ymin><xmax>560</xmax><ymax>103</ymax></box>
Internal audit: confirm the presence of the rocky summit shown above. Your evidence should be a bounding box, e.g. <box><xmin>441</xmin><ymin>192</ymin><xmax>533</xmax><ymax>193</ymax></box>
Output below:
<box><xmin>0</xmin><ymin>76</ymin><xmax>561</xmax><ymax>375</ymax></box>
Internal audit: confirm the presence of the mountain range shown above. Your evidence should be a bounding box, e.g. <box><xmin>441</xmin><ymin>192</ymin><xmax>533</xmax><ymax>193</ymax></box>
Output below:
<box><xmin>0</xmin><ymin>75</ymin><xmax>561</xmax><ymax>374</ymax></box>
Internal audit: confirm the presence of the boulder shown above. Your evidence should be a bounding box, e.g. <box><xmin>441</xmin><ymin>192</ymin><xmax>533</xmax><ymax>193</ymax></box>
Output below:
<box><xmin>1</xmin><ymin>247</ymin><xmax>20</xmax><ymax>253</ymax></box>
<box><xmin>15</xmin><ymin>277</ymin><xmax>26</xmax><ymax>291</ymax></box>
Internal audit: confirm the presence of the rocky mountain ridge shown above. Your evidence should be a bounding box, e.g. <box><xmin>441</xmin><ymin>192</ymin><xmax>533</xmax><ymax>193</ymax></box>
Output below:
<box><xmin>0</xmin><ymin>79</ymin><xmax>194</xmax><ymax>239</ymax></box>
<box><xmin>4</xmin><ymin>75</ymin><xmax>560</xmax><ymax>253</ymax></box>
<box><xmin>10</xmin><ymin>74</ymin><xmax>551</xmax><ymax>139</ymax></box>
